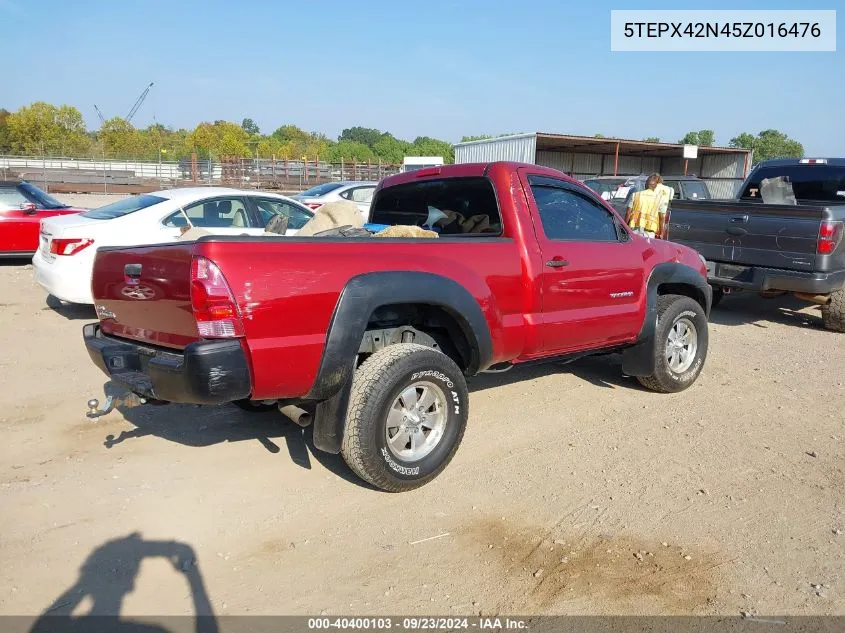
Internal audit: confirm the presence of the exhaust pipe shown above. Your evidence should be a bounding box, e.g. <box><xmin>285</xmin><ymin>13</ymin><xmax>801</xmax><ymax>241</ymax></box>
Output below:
<box><xmin>279</xmin><ymin>404</ymin><xmax>312</xmax><ymax>427</ymax></box>
<box><xmin>794</xmin><ymin>292</ymin><xmax>831</xmax><ymax>305</ymax></box>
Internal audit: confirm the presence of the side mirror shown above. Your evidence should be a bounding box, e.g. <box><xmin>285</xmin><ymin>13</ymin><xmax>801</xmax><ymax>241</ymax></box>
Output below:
<box><xmin>20</xmin><ymin>202</ymin><xmax>37</xmax><ymax>214</ymax></box>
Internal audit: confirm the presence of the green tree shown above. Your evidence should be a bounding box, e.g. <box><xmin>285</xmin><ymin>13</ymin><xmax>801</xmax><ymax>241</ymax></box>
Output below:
<box><xmin>460</xmin><ymin>134</ymin><xmax>494</xmax><ymax>142</ymax></box>
<box><xmin>271</xmin><ymin>124</ymin><xmax>309</xmax><ymax>145</ymax></box>
<box><xmin>99</xmin><ymin>117</ymin><xmax>140</xmax><ymax>158</ymax></box>
<box><xmin>373</xmin><ymin>135</ymin><xmax>412</xmax><ymax>164</ymax></box>
<box><xmin>322</xmin><ymin>140</ymin><xmax>374</xmax><ymax>162</ymax></box>
<box><xmin>697</xmin><ymin>130</ymin><xmax>715</xmax><ymax>146</ymax></box>
<box><xmin>729</xmin><ymin>129</ymin><xmax>803</xmax><ymax>163</ymax></box>
<box><xmin>678</xmin><ymin>130</ymin><xmax>715</xmax><ymax>146</ymax></box>
<box><xmin>0</xmin><ymin>108</ymin><xmax>12</xmax><ymax>153</ymax></box>
<box><xmin>7</xmin><ymin>102</ymin><xmax>89</xmax><ymax>155</ymax></box>
<box><xmin>409</xmin><ymin>136</ymin><xmax>454</xmax><ymax>163</ymax></box>
<box><xmin>186</xmin><ymin>121</ymin><xmax>251</xmax><ymax>159</ymax></box>
<box><xmin>339</xmin><ymin>126</ymin><xmax>383</xmax><ymax>149</ymax></box>
<box><xmin>594</xmin><ymin>134</ymin><xmax>605</xmax><ymax>138</ymax></box>
<box><xmin>643</xmin><ymin>137</ymin><xmax>660</xmax><ymax>143</ymax></box>
<box><xmin>241</xmin><ymin>118</ymin><xmax>260</xmax><ymax>136</ymax></box>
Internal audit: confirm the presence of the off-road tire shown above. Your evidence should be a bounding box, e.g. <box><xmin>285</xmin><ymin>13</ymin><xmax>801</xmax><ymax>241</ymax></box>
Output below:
<box><xmin>821</xmin><ymin>289</ymin><xmax>845</xmax><ymax>332</ymax></box>
<box><xmin>637</xmin><ymin>294</ymin><xmax>709</xmax><ymax>394</ymax></box>
<box><xmin>341</xmin><ymin>343</ymin><xmax>469</xmax><ymax>492</ymax></box>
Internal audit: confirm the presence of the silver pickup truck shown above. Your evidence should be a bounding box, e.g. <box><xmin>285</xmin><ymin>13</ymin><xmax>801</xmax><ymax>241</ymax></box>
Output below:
<box><xmin>667</xmin><ymin>158</ymin><xmax>845</xmax><ymax>332</ymax></box>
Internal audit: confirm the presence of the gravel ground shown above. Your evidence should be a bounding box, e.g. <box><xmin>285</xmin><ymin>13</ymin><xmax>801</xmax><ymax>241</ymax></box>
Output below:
<box><xmin>0</xmin><ymin>221</ymin><xmax>843</xmax><ymax>621</ymax></box>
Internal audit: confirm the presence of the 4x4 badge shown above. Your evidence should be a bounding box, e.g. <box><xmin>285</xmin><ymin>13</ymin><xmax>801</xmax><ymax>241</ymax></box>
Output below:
<box><xmin>95</xmin><ymin>305</ymin><xmax>116</xmax><ymax>320</ymax></box>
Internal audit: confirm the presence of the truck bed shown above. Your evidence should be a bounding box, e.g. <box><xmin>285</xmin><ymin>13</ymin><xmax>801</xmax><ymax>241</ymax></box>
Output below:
<box><xmin>667</xmin><ymin>199</ymin><xmax>845</xmax><ymax>274</ymax></box>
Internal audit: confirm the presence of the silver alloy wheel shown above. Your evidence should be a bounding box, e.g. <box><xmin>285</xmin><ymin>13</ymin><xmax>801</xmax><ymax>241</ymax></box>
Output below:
<box><xmin>666</xmin><ymin>317</ymin><xmax>698</xmax><ymax>373</ymax></box>
<box><xmin>385</xmin><ymin>381</ymin><xmax>447</xmax><ymax>461</ymax></box>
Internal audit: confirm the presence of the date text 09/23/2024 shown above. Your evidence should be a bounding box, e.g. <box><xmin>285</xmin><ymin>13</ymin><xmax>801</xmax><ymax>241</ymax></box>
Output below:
<box><xmin>307</xmin><ymin>617</ymin><xmax>528</xmax><ymax>630</ymax></box>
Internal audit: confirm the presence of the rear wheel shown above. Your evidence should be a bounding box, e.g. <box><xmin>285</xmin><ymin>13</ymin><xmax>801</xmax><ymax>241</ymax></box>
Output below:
<box><xmin>341</xmin><ymin>343</ymin><xmax>468</xmax><ymax>492</ymax></box>
<box><xmin>821</xmin><ymin>289</ymin><xmax>845</xmax><ymax>332</ymax></box>
<box><xmin>637</xmin><ymin>295</ymin><xmax>709</xmax><ymax>393</ymax></box>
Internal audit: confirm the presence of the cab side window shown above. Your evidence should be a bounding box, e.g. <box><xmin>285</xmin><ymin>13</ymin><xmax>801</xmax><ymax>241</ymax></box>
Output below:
<box><xmin>529</xmin><ymin>179</ymin><xmax>619</xmax><ymax>242</ymax></box>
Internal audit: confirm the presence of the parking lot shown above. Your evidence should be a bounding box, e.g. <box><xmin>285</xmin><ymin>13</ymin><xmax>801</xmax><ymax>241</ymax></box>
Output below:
<box><xmin>1</xmin><ymin>194</ymin><xmax>843</xmax><ymax>620</ymax></box>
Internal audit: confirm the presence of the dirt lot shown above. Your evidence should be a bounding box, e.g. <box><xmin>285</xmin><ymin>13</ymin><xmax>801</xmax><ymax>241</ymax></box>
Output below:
<box><xmin>1</xmin><ymin>200</ymin><xmax>843</xmax><ymax>620</ymax></box>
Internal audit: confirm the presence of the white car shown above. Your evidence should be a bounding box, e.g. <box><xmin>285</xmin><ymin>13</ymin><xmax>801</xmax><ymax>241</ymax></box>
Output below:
<box><xmin>33</xmin><ymin>187</ymin><xmax>313</xmax><ymax>305</ymax></box>
<box><xmin>293</xmin><ymin>181</ymin><xmax>376</xmax><ymax>220</ymax></box>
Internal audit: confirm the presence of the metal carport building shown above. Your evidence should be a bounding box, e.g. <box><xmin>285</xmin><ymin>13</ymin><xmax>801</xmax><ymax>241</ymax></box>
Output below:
<box><xmin>454</xmin><ymin>133</ymin><xmax>752</xmax><ymax>198</ymax></box>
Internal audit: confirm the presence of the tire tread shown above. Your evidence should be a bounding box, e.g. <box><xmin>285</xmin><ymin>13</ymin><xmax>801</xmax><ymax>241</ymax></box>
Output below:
<box><xmin>342</xmin><ymin>343</ymin><xmax>466</xmax><ymax>492</ymax></box>
<box><xmin>637</xmin><ymin>294</ymin><xmax>707</xmax><ymax>393</ymax></box>
<box><xmin>821</xmin><ymin>289</ymin><xmax>845</xmax><ymax>332</ymax></box>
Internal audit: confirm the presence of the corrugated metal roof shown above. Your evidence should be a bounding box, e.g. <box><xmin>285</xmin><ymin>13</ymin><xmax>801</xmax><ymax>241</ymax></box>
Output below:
<box><xmin>535</xmin><ymin>133</ymin><xmax>749</xmax><ymax>158</ymax></box>
<box><xmin>454</xmin><ymin>134</ymin><xmax>537</xmax><ymax>164</ymax></box>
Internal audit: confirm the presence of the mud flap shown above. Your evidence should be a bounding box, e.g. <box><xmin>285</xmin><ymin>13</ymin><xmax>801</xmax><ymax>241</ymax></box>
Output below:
<box><xmin>621</xmin><ymin>310</ymin><xmax>657</xmax><ymax>377</ymax></box>
<box><xmin>620</xmin><ymin>338</ymin><xmax>656</xmax><ymax>376</ymax></box>
<box><xmin>311</xmin><ymin>379</ymin><xmax>352</xmax><ymax>454</ymax></box>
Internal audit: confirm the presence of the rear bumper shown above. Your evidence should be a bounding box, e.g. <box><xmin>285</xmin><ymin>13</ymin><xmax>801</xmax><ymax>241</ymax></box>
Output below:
<box><xmin>33</xmin><ymin>250</ymin><xmax>95</xmax><ymax>304</ymax></box>
<box><xmin>706</xmin><ymin>261</ymin><xmax>845</xmax><ymax>294</ymax></box>
<box><xmin>83</xmin><ymin>323</ymin><xmax>252</xmax><ymax>405</ymax></box>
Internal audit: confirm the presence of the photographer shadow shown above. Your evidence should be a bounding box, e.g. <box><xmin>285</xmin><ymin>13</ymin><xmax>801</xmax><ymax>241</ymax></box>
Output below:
<box><xmin>29</xmin><ymin>533</ymin><xmax>218</xmax><ymax>633</ymax></box>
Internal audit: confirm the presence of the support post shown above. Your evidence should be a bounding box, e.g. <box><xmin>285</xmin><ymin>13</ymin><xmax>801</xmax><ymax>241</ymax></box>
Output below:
<box><xmin>613</xmin><ymin>142</ymin><xmax>620</xmax><ymax>176</ymax></box>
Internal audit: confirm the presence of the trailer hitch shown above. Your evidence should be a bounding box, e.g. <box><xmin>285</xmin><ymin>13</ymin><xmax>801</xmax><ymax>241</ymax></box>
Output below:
<box><xmin>86</xmin><ymin>392</ymin><xmax>147</xmax><ymax>420</ymax></box>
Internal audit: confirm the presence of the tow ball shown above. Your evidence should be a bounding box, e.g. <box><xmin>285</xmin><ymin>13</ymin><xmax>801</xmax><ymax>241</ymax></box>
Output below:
<box><xmin>86</xmin><ymin>392</ymin><xmax>147</xmax><ymax>420</ymax></box>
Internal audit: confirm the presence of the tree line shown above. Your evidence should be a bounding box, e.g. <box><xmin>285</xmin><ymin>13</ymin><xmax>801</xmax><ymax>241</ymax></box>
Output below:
<box><xmin>0</xmin><ymin>102</ymin><xmax>807</xmax><ymax>165</ymax></box>
<box><xmin>0</xmin><ymin>102</ymin><xmax>455</xmax><ymax>164</ymax></box>
<box><xmin>636</xmin><ymin>129</ymin><xmax>804</xmax><ymax>163</ymax></box>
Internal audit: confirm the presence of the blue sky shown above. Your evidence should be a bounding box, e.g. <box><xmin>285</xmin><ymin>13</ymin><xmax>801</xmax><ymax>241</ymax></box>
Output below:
<box><xmin>3</xmin><ymin>0</ymin><xmax>842</xmax><ymax>154</ymax></box>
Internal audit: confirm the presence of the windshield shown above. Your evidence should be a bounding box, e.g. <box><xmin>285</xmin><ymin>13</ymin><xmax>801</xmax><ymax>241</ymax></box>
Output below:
<box><xmin>19</xmin><ymin>183</ymin><xmax>67</xmax><ymax>209</ymax></box>
<box><xmin>298</xmin><ymin>182</ymin><xmax>345</xmax><ymax>198</ymax></box>
<box><xmin>681</xmin><ymin>180</ymin><xmax>710</xmax><ymax>200</ymax></box>
<box><xmin>81</xmin><ymin>194</ymin><xmax>166</xmax><ymax>220</ymax></box>
<box><xmin>584</xmin><ymin>179</ymin><xmax>627</xmax><ymax>197</ymax></box>
<box><xmin>741</xmin><ymin>165</ymin><xmax>845</xmax><ymax>202</ymax></box>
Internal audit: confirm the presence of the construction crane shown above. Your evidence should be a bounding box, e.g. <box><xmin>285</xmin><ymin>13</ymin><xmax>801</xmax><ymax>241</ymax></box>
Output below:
<box><xmin>93</xmin><ymin>104</ymin><xmax>106</xmax><ymax>125</ymax></box>
<box><xmin>125</xmin><ymin>82</ymin><xmax>154</xmax><ymax>124</ymax></box>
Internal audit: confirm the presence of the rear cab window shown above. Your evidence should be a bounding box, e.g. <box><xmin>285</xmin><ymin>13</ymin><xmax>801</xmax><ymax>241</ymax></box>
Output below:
<box><xmin>741</xmin><ymin>165</ymin><xmax>845</xmax><ymax>202</ymax></box>
<box><xmin>369</xmin><ymin>177</ymin><xmax>503</xmax><ymax>236</ymax></box>
<box><xmin>82</xmin><ymin>194</ymin><xmax>166</xmax><ymax>220</ymax></box>
<box><xmin>680</xmin><ymin>180</ymin><xmax>709</xmax><ymax>200</ymax></box>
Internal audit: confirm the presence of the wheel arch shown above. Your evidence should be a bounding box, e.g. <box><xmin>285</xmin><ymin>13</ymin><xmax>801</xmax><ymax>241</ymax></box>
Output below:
<box><xmin>308</xmin><ymin>271</ymin><xmax>493</xmax><ymax>453</ymax></box>
<box><xmin>621</xmin><ymin>262</ymin><xmax>712</xmax><ymax>377</ymax></box>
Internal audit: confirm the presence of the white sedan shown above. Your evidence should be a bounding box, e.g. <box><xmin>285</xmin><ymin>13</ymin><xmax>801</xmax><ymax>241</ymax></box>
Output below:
<box><xmin>33</xmin><ymin>187</ymin><xmax>313</xmax><ymax>304</ymax></box>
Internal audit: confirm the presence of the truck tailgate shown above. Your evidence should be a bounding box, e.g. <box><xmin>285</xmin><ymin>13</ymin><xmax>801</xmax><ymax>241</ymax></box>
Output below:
<box><xmin>668</xmin><ymin>201</ymin><xmax>824</xmax><ymax>271</ymax></box>
<box><xmin>91</xmin><ymin>244</ymin><xmax>200</xmax><ymax>349</ymax></box>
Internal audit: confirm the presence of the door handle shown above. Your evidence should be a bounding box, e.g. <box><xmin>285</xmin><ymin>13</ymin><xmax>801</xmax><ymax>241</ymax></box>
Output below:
<box><xmin>730</xmin><ymin>215</ymin><xmax>749</xmax><ymax>223</ymax></box>
<box><xmin>545</xmin><ymin>258</ymin><xmax>569</xmax><ymax>268</ymax></box>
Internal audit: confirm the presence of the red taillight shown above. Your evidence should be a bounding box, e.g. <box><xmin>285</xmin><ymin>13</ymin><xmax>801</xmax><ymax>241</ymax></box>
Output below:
<box><xmin>50</xmin><ymin>238</ymin><xmax>94</xmax><ymax>256</ymax></box>
<box><xmin>818</xmin><ymin>221</ymin><xmax>843</xmax><ymax>255</ymax></box>
<box><xmin>190</xmin><ymin>257</ymin><xmax>244</xmax><ymax>338</ymax></box>
<box><xmin>306</xmin><ymin>202</ymin><xmax>323</xmax><ymax>210</ymax></box>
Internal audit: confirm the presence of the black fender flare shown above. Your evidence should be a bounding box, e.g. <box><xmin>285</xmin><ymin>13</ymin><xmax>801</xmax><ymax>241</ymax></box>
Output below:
<box><xmin>309</xmin><ymin>271</ymin><xmax>494</xmax><ymax>453</ymax></box>
<box><xmin>621</xmin><ymin>262</ymin><xmax>712</xmax><ymax>377</ymax></box>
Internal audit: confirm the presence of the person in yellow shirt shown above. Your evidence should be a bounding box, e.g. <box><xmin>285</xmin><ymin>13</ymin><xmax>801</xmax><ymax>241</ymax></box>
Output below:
<box><xmin>625</xmin><ymin>174</ymin><xmax>672</xmax><ymax>239</ymax></box>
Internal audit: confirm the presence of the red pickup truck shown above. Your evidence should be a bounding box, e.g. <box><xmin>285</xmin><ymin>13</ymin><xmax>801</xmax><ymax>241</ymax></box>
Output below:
<box><xmin>83</xmin><ymin>162</ymin><xmax>712</xmax><ymax>491</ymax></box>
